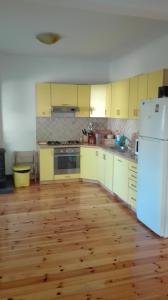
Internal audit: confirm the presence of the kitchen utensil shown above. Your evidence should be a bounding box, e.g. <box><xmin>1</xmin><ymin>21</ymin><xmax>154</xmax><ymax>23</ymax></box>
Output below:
<box><xmin>82</xmin><ymin>129</ymin><xmax>87</xmax><ymax>135</ymax></box>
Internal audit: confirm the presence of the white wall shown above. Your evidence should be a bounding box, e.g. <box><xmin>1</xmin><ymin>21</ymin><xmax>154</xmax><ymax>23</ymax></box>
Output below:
<box><xmin>109</xmin><ymin>33</ymin><xmax>168</xmax><ymax>81</ymax></box>
<box><xmin>0</xmin><ymin>53</ymin><xmax>109</xmax><ymax>173</ymax></box>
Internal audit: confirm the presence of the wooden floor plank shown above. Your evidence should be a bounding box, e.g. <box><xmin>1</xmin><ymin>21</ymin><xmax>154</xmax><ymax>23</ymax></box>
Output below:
<box><xmin>0</xmin><ymin>182</ymin><xmax>168</xmax><ymax>300</ymax></box>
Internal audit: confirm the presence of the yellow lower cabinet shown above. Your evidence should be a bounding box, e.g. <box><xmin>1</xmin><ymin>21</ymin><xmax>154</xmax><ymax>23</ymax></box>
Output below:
<box><xmin>97</xmin><ymin>149</ymin><xmax>105</xmax><ymax>184</ymax></box>
<box><xmin>113</xmin><ymin>155</ymin><xmax>128</xmax><ymax>203</ymax></box>
<box><xmin>104</xmin><ymin>152</ymin><xmax>114</xmax><ymax>191</ymax></box>
<box><xmin>80</xmin><ymin>147</ymin><xmax>97</xmax><ymax>180</ymax></box>
<box><xmin>128</xmin><ymin>161</ymin><xmax>137</xmax><ymax>210</ymax></box>
<box><xmin>39</xmin><ymin>148</ymin><xmax>54</xmax><ymax>181</ymax></box>
<box><xmin>128</xmin><ymin>188</ymin><xmax>136</xmax><ymax>210</ymax></box>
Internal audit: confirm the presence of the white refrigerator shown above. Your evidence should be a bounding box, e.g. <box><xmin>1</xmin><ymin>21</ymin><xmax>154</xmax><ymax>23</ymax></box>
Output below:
<box><xmin>137</xmin><ymin>97</ymin><xmax>168</xmax><ymax>237</ymax></box>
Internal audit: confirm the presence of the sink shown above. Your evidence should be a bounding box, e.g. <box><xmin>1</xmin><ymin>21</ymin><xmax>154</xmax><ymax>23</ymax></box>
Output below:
<box><xmin>110</xmin><ymin>145</ymin><xmax>128</xmax><ymax>153</ymax></box>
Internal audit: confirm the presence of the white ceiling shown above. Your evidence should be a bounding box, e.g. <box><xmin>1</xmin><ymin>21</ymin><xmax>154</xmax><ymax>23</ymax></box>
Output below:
<box><xmin>1</xmin><ymin>0</ymin><xmax>168</xmax><ymax>61</ymax></box>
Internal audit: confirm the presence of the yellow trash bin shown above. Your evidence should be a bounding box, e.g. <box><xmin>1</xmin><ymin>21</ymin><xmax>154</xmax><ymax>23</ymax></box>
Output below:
<box><xmin>13</xmin><ymin>165</ymin><xmax>31</xmax><ymax>188</ymax></box>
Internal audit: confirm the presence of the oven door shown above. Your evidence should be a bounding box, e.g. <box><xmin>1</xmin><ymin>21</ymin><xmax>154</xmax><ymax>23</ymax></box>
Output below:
<box><xmin>54</xmin><ymin>153</ymin><xmax>80</xmax><ymax>175</ymax></box>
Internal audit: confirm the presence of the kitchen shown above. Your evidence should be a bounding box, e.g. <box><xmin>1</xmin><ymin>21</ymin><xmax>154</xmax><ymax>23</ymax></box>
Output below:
<box><xmin>1</xmin><ymin>0</ymin><xmax>168</xmax><ymax>299</ymax></box>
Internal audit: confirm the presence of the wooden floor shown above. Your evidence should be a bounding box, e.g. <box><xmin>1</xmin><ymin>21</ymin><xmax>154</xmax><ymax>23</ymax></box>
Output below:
<box><xmin>0</xmin><ymin>182</ymin><xmax>168</xmax><ymax>300</ymax></box>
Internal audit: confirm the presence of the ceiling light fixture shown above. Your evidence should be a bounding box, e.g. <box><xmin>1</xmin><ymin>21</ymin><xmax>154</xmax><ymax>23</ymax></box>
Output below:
<box><xmin>36</xmin><ymin>32</ymin><xmax>60</xmax><ymax>45</ymax></box>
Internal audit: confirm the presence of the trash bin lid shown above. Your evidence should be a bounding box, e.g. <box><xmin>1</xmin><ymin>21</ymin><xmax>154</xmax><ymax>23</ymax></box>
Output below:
<box><xmin>13</xmin><ymin>165</ymin><xmax>31</xmax><ymax>171</ymax></box>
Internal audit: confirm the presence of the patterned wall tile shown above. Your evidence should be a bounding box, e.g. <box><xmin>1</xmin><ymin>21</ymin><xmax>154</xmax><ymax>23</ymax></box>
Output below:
<box><xmin>36</xmin><ymin>113</ymin><xmax>108</xmax><ymax>141</ymax></box>
<box><xmin>107</xmin><ymin>119</ymin><xmax>139</xmax><ymax>140</ymax></box>
<box><xmin>37</xmin><ymin>113</ymin><xmax>139</xmax><ymax>143</ymax></box>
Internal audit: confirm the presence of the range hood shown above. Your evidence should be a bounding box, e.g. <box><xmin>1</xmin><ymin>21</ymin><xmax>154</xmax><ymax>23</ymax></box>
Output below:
<box><xmin>52</xmin><ymin>106</ymin><xmax>80</xmax><ymax>113</ymax></box>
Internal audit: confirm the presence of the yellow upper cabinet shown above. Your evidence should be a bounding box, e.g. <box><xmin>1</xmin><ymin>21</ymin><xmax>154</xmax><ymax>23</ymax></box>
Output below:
<box><xmin>128</xmin><ymin>76</ymin><xmax>138</xmax><ymax>119</ymax></box>
<box><xmin>51</xmin><ymin>84</ymin><xmax>78</xmax><ymax>107</ymax></box>
<box><xmin>76</xmin><ymin>85</ymin><xmax>91</xmax><ymax>117</ymax></box>
<box><xmin>90</xmin><ymin>85</ymin><xmax>107</xmax><ymax>117</ymax></box>
<box><xmin>138</xmin><ymin>73</ymin><xmax>148</xmax><ymax>104</ymax></box>
<box><xmin>147</xmin><ymin>69</ymin><xmax>168</xmax><ymax>99</ymax></box>
<box><xmin>111</xmin><ymin>79</ymin><xmax>129</xmax><ymax>119</ymax></box>
<box><xmin>105</xmin><ymin>83</ymin><xmax>112</xmax><ymax>118</ymax></box>
<box><xmin>36</xmin><ymin>83</ymin><xmax>51</xmax><ymax>117</ymax></box>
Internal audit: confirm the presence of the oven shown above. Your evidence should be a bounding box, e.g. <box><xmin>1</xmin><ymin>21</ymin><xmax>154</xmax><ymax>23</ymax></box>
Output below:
<box><xmin>54</xmin><ymin>147</ymin><xmax>80</xmax><ymax>175</ymax></box>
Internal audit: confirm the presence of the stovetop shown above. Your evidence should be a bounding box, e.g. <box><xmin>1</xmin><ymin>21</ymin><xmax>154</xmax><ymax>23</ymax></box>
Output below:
<box><xmin>47</xmin><ymin>140</ymin><xmax>80</xmax><ymax>146</ymax></box>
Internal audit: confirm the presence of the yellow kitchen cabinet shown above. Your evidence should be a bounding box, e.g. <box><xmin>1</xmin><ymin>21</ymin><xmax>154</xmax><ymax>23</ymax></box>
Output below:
<box><xmin>113</xmin><ymin>155</ymin><xmax>128</xmax><ymax>203</ymax></box>
<box><xmin>104</xmin><ymin>151</ymin><xmax>114</xmax><ymax>191</ymax></box>
<box><xmin>128</xmin><ymin>76</ymin><xmax>139</xmax><ymax>119</ymax></box>
<box><xmin>111</xmin><ymin>79</ymin><xmax>129</xmax><ymax>119</ymax></box>
<box><xmin>90</xmin><ymin>85</ymin><xmax>107</xmax><ymax>117</ymax></box>
<box><xmin>51</xmin><ymin>84</ymin><xmax>78</xmax><ymax>107</ymax></box>
<box><xmin>97</xmin><ymin>149</ymin><xmax>105</xmax><ymax>184</ymax></box>
<box><xmin>137</xmin><ymin>73</ymin><xmax>148</xmax><ymax>115</ymax></box>
<box><xmin>105</xmin><ymin>83</ymin><xmax>112</xmax><ymax>118</ymax></box>
<box><xmin>128</xmin><ymin>161</ymin><xmax>137</xmax><ymax>210</ymax></box>
<box><xmin>128</xmin><ymin>188</ymin><xmax>136</xmax><ymax>210</ymax></box>
<box><xmin>147</xmin><ymin>69</ymin><xmax>168</xmax><ymax>99</ymax></box>
<box><xmin>39</xmin><ymin>148</ymin><xmax>54</xmax><ymax>181</ymax></box>
<box><xmin>129</xmin><ymin>74</ymin><xmax>148</xmax><ymax>119</ymax></box>
<box><xmin>80</xmin><ymin>147</ymin><xmax>97</xmax><ymax>180</ymax></box>
<box><xmin>76</xmin><ymin>85</ymin><xmax>91</xmax><ymax>117</ymax></box>
<box><xmin>36</xmin><ymin>83</ymin><xmax>51</xmax><ymax>117</ymax></box>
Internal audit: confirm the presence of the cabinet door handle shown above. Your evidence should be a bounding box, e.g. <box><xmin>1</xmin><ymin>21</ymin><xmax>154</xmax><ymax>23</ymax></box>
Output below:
<box><xmin>96</xmin><ymin>151</ymin><xmax>98</xmax><ymax>156</ymax></box>
<box><xmin>103</xmin><ymin>154</ymin><xmax>106</xmax><ymax>160</ymax></box>
<box><xmin>118</xmin><ymin>159</ymin><xmax>122</xmax><ymax>162</ymax></box>
<box><xmin>130</xmin><ymin>166</ymin><xmax>136</xmax><ymax>170</ymax></box>
<box><xmin>116</xmin><ymin>109</ymin><xmax>120</xmax><ymax>116</ymax></box>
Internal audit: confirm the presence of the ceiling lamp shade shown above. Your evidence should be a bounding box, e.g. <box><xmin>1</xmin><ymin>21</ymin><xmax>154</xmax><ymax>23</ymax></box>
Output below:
<box><xmin>36</xmin><ymin>32</ymin><xmax>60</xmax><ymax>45</ymax></box>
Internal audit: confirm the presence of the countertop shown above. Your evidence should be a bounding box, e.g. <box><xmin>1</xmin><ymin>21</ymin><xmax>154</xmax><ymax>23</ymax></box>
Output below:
<box><xmin>37</xmin><ymin>143</ymin><xmax>137</xmax><ymax>163</ymax></box>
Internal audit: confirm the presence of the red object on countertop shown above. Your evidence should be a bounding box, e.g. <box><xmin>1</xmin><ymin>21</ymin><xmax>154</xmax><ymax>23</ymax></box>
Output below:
<box><xmin>88</xmin><ymin>132</ymin><xmax>96</xmax><ymax>145</ymax></box>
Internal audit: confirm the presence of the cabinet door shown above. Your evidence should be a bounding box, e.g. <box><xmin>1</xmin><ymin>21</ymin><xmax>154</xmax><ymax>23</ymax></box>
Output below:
<box><xmin>113</xmin><ymin>155</ymin><xmax>128</xmax><ymax>203</ymax></box>
<box><xmin>111</xmin><ymin>79</ymin><xmax>129</xmax><ymax>119</ymax></box>
<box><xmin>36</xmin><ymin>83</ymin><xmax>51</xmax><ymax>117</ymax></box>
<box><xmin>97</xmin><ymin>149</ymin><xmax>105</xmax><ymax>184</ymax></box>
<box><xmin>90</xmin><ymin>85</ymin><xmax>106</xmax><ymax>117</ymax></box>
<box><xmin>51</xmin><ymin>84</ymin><xmax>78</xmax><ymax>107</ymax></box>
<box><xmin>80</xmin><ymin>147</ymin><xmax>97</xmax><ymax>180</ymax></box>
<box><xmin>129</xmin><ymin>76</ymin><xmax>138</xmax><ymax>119</ymax></box>
<box><xmin>138</xmin><ymin>73</ymin><xmax>148</xmax><ymax>109</ymax></box>
<box><xmin>39</xmin><ymin>148</ymin><xmax>54</xmax><ymax>181</ymax></box>
<box><xmin>105</xmin><ymin>84</ymin><xmax>112</xmax><ymax>118</ymax></box>
<box><xmin>147</xmin><ymin>70</ymin><xmax>164</xmax><ymax>99</ymax></box>
<box><xmin>104</xmin><ymin>152</ymin><xmax>114</xmax><ymax>191</ymax></box>
<box><xmin>76</xmin><ymin>85</ymin><xmax>90</xmax><ymax>117</ymax></box>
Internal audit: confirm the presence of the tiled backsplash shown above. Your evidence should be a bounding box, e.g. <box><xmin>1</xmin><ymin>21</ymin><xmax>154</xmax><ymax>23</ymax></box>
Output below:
<box><xmin>36</xmin><ymin>113</ymin><xmax>139</xmax><ymax>142</ymax></box>
<box><xmin>108</xmin><ymin>119</ymin><xmax>139</xmax><ymax>140</ymax></box>
<box><xmin>36</xmin><ymin>114</ymin><xmax>108</xmax><ymax>141</ymax></box>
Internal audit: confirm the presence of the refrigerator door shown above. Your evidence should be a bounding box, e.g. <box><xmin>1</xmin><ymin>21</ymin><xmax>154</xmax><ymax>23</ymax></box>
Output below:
<box><xmin>137</xmin><ymin>137</ymin><xmax>168</xmax><ymax>237</ymax></box>
<box><xmin>139</xmin><ymin>98</ymin><xmax>168</xmax><ymax>140</ymax></box>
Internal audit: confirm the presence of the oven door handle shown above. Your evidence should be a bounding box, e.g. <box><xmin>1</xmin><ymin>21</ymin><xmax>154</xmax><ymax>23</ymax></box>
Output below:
<box><xmin>54</xmin><ymin>154</ymin><xmax>80</xmax><ymax>158</ymax></box>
